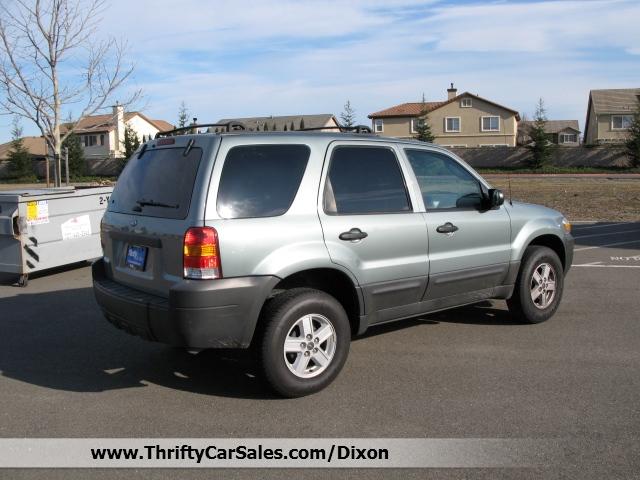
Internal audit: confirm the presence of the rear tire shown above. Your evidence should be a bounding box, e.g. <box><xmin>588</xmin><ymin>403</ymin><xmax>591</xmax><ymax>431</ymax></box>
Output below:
<box><xmin>259</xmin><ymin>288</ymin><xmax>350</xmax><ymax>397</ymax></box>
<box><xmin>507</xmin><ymin>246</ymin><xmax>564</xmax><ymax>324</ymax></box>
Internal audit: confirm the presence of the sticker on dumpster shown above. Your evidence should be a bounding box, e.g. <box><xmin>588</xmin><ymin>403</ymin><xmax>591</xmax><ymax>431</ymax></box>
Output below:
<box><xmin>61</xmin><ymin>215</ymin><xmax>92</xmax><ymax>240</ymax></box>
<box><xmin>26</xmin><ymin>201</ymin><xmax>49</xmax><ymax>225</ymax></box>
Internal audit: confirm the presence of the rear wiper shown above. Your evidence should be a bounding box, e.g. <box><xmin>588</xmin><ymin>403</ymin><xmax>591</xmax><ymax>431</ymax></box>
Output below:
<box><xmin>135</xmin><ymin>199</ymin><xmax>179</xmax><ymax>209</ymax></box>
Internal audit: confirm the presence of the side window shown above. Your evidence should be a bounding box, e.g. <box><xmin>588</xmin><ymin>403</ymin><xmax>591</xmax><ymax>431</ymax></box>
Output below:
<box><xmin>405</xmin><ymin>149</ymin><xmax>483</xmax><ymax>210</ymax></box>
<box><xmin>325</xmin><ymin>146</ymin><xmax>411</xmax><ymax>215</ymax></box>
<box><xmin>217</xmin><ymin>144</ymin><xmax>309</xmax><ymax>218</ymax></box>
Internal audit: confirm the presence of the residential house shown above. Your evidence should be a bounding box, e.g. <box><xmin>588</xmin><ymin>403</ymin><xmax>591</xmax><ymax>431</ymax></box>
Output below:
<box><xmin>61</xmin><ymin>104</ymin><xmax>174</xmax><ymax>158</ymax></box>
<box><xmin>0</xmin><ymin>136</ymin><xmax>48</xmax><ymax>163</ymax></box>
<box><xmin>584</xmin><ymin>88</ymin><xmax>640</xmax><ymax>145</ymax></box>
<box><xmin>216</xmin><ymin>114</ymin><xmax>340</xmax><ymax>132</ymax></box>
<box><xmin>518</xmin><ymin>120</ymin><xmax>581</xmax><ymax>146</ymax></box>
<box><xmin>368</xmin><ymin>84</ymin><xmax>521</xmax><ymax>147</ymax></box>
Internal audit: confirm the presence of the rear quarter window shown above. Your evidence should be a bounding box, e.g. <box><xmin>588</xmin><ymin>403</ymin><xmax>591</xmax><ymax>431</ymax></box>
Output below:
<box><xmin>109</xmin><ymin>147</ymin><xmax>203</xmax><ymax>219</ymax></box>
<box><xmin>217</xmin><ymin>144</ymin><xmax>310</xmax><ymax>219</ymax></box>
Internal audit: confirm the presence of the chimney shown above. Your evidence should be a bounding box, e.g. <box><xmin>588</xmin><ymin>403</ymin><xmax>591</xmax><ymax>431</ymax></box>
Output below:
<box><xmin>113</xmin><ymin>102</ymin><xmax>125</xmax><ymax>155</ymax></box>
<box><xmin>447</xmin><ymin>83</ymin><xmax>457</xmax><ymax>100</ymax></box>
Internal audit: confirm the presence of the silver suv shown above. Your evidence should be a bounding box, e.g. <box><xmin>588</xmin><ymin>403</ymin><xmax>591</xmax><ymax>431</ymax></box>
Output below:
<box><xmin>93</xmin><ymin>125</ymin><xmax>574</xmax><ymax>397</ymax></box>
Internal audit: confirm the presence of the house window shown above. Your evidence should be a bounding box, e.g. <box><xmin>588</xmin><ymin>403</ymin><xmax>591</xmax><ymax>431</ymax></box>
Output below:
<box><xmin>100</xmin><ymin>134</ymin><xmax>105</xmax><ymax>146</ymax></box>
<box><xmin>84</xmin><ymin>135</ymin><xmax>97</xmax><ymax>147</ymax></box>
<box><xmin>460</xmin><ymin>98</ymin><xmax>472</xmax><ymax>108</ymax></box>
<box><xmin>611</xmin><ymin>115</ymin><xmax>633</xmax><ymax>130</ymax></box>
<box><xmin>559</xmin><ymin>133</ymin><xmax>578</xmax><ymax>143</ymax></box>
<box><xmin>374</xmin><ymin>119</ymin><xmax>384</xmax><ymax>133</ymax></box>
<box><xmin>481</xmin><ymin>116</ymin><xmax>500</xmax><ymax>132</ymax></box>
<box><xmin>445</xmin><ymin>117</ymin><xmax>461</xmax><ymax>132</ymax></box>
<box><xmin>410</xmin><ymin>118</ymin><xmax>425</xmax><ymax>134</ymax></box>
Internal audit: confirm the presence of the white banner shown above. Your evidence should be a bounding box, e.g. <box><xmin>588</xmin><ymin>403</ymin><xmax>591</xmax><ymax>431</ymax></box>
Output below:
<box><xmin>0</xmin><ymin>438</ymin><xmax>564</xmax><ymax>468</ymax></box>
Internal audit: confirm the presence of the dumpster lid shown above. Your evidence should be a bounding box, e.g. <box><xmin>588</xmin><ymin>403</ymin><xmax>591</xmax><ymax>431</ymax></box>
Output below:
<box><xmin>0</xmin><ymin>187</ymin><xmax>76</xmax><ymax>197</ymax></box>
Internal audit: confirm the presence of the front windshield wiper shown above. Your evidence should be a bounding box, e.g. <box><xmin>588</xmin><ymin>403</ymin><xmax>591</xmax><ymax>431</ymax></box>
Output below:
<box><xmin>135</xmin><ymin>199</ymin><xmax>179</xmax><ymax>209</ymax></box>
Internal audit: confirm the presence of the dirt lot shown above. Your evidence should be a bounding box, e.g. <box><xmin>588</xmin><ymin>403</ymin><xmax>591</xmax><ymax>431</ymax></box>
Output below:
<box><xmin>484</xmin><ymin>175</ymin><xmax>640</xmax><ymax>221</ymax></box>
<box><xmin>2</xmin><ymin>176</ymin><xmax>639</xmax><ymax>221</ymax></box>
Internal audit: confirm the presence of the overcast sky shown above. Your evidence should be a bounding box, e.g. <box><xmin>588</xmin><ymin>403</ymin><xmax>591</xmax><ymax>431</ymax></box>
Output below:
<box><xmin>2</xmin><ymin>0</ymin><xmax>640</xmax><ymax>143</ymax></box>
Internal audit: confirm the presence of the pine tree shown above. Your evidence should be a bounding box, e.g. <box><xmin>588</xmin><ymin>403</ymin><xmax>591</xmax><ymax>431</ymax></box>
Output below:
<box><xmin>177</xmin><ymin>101</ymin><xmax>189</xmax><ymax>128</ymax></box>
<box><xmin>7</xmin><ymin>120</ymin><xmax>33</xmax><ymax>179</ymax></box>
<box><xmin>340</xmin><ymin>100</ymin><xmax>356</xmax><ymax>128</ymax></box>
<box><xmin>415</xmin><ymin>93</ymin><xmax>435</xmax><ymax>143</ymax></box>
<box><xmin>290</xmin><ymin>121</ymin><xmax>295</xmax><ymax>131</ymax></box>
<box><xmin>272</xmin><ymin>122</ymin><xmax>277</xmax><ymax>131</ymax></box>
<box><xmin>283</xmin><ymin>124</ymin><xmax>288</xmax><ymax>131</ymax></box>
<box><xmin>624</xmin><ymin>100</ymin><xmax>640</xmax><ymax>167</ymax></box>
<box><xmin>527</xmin><ymin>98</ymin><xmax>555</xmax><ymax>168</ymax></box>
<box><xmin>299</xmin><ymin>118</ymin><xmax>305</xmax><ymax>130</ymax></box>
<box><xmin>117</xmin><ymin>125</ymin><xmax>141</xmax><ymax>172</ymax></box>
<box><xmin>62</xmin><ymin>132</ymin><xmax>85</xmax><ymax>179</ymax></box>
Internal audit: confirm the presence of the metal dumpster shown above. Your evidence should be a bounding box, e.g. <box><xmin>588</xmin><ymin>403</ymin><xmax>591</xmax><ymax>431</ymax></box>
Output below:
<box><xmin>0</xmin><ymin>186</ymin><xmax>113</xmax><ymax>286</ymax></box>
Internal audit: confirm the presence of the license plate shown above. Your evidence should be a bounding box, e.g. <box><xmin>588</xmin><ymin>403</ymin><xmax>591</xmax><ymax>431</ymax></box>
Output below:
<box><xmin>125</xmin><ymin>245</ymin><xmax>147</xmax><ymax>271</ymax></box>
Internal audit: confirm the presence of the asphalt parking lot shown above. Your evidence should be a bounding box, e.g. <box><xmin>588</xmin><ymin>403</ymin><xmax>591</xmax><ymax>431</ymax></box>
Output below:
<box><xmin>1</xmin><ymin>222</ymin><xmax>639</xmax><ymax>479</ymax></box>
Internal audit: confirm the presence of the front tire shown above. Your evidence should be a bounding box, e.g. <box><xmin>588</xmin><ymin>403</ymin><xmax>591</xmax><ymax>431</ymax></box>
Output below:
<box><xmin>259</xmin><ymin>288</ymin><xmax>350</xmax><ymax>397</ymax></box>
<box><xmin>507</xmin><ymin>246</ymin><xmax>564</xmax><ymax>324</ymax></box>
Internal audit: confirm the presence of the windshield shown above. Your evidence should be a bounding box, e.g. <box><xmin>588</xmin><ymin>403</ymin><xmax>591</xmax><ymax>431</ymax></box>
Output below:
<box><xmin>109</xmin><ymin>147</ymin><xmax>203</xmax><ymax>219</ymax></box>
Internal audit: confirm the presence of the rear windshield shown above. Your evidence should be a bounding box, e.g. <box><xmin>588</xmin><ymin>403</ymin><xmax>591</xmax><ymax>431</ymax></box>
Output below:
<box><xmin>109</xmin><ymin>147</ymin><xmax>202</xmax><ymax>219</ymax></box>
<box><xmin>217</xmin><ymin>144</ymin><xmax>310</xmax><ymax>218</ymax></box>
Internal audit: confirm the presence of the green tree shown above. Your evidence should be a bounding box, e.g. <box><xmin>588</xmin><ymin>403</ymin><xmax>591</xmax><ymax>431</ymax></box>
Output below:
<box><xmin>624</xmin><ymin>100</ymin><xmax>640</xmax><ymax>167</ymax></box>
<box><xmin>6</xmin><ymin>120</ymin><xmax>33</xmax><ymax>179</ymax></box>
<box><xmin>123</xmin><ymin>125</ymin><xmax>140</xmax><ymax>159</ymax></box>
<box><xmin>290</xmin><ymin>121</ymin><xmax>295</xmax><ymax>131</ymax></box>
<box><xmin>340</xmin><ymin>100</ymin><xmax>356</xmax><ymax>128</ymax></box>
<box><xmin>62</xmin><ymin>132</ymin><xmax>85</xmax><ymax>178</ymax></box>
<box><xmin>527</xmin><ymin>98</ymin><xmax>555</xmax><ymax>168</ymax></box>
<box><xmin>299</xmin><ymin>118</ymin><xmax>305</xmax><ymax>130</ymax></box>
<box><xmin>415</xmin><ymin>94</ymin><xmax>435</xmax><ymax>142</ymax></box>
<box><xmin>177</xmin><ymin>101</ymin><xmax>189</xmax><ymax>128</ymax></box>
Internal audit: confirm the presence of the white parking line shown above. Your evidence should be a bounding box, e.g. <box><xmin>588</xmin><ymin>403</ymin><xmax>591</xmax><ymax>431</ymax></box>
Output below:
<box><xmin>572</xmin><ymin>222</ymin><xmax>635</xmax><ymax>231</ymax></box>
<box><xmin>573</xmin><ymin>228</ymin><xmax>640</xmax><ymax>240</ymax></box>
<box><xmin>572</xmin><ymin>264</ymin><xmax>640</xmax><ymax>268</ymax></box>
<box><xmin>574</xmin><ymin>239</ymin><xmax>640</xmax><ymax>252</ymax></box>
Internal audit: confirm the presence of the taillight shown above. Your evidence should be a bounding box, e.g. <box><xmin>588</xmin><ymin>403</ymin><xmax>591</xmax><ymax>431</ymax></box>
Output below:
<box><xmin>183</xmin><ymin>227</ymin><xmax>221</xmax><ymax>279</ymax></box>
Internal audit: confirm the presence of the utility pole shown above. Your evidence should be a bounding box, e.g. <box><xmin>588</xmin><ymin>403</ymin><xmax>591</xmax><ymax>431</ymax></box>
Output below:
<box><xmin>45</xmin><ymin>156</ymin><xmax>50</xmax><ymax>188</ymax></box>
<box><xmin>64</xmin><ymin>147</ymin><xmax>70</xmax><ymax>186</ymax></box>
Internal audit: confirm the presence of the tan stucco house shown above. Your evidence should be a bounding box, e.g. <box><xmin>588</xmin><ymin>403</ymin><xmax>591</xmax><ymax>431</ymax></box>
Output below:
<box><xmin>217</xmin><ymin>114</ymin><xmax>339</xmax><ymax>132</ymax></box>
<box><xmin>61</xmin><ymin>104</ymin><xmax>174</xmax><ymax>158</ymax></box>
<box><xmin>584</xmin><ymin>88</ymin><xmax>640</xmax><ymax>145</ymax></box>
<box><xmin>368</xmin><ymin>85</ymin><xmax>520</xmax><ymax>147</ymax></box>
<box><xmin>518</xmin><ymin>120</ymin><xmax>581</xmax><ymax>146</ymax></box>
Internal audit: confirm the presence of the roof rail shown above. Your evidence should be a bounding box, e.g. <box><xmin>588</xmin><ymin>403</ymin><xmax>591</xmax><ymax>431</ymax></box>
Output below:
<box><xmin>155</xmin><ymin>121</ymin><xmax>246</xmax><ymax>138</ymax></box>
<box><xmin>298</xmin><ymin>125</ymin><xmax>373</xmax><ymax>134</ymax></box>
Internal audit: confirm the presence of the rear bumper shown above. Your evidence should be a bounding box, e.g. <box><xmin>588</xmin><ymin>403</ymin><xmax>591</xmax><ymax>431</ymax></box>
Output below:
<box><xmin>92</xmin><ymin>259</ymin><xmax>279</xmax><ymax>348</ymax></box>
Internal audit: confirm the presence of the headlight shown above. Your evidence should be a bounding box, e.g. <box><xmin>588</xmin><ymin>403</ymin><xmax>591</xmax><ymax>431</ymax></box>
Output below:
<box><xmin>561</xmin><ymin>218</ymin><xmax>572</xmax><ymax>234</ymax></box>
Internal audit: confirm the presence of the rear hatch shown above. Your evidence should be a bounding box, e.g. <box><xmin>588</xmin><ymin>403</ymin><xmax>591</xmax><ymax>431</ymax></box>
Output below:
<box><xmin>101</xmin><ymin>138</ymin><xmax>216</xmax><ymax>296</ymax></box>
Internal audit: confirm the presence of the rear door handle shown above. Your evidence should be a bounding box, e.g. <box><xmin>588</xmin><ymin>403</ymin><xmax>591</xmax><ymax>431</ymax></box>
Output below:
<box><xmin>436</xmin><ymin>222</ymin><xmax>459</xmax><ymax>234</ymax></box>
<box><xmin>339</xmin><ymin>228</ymin><xmax>368</xmax><ymax>241</ymax></box>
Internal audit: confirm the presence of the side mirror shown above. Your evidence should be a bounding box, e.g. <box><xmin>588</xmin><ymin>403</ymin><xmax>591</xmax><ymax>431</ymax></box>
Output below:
<box><xmin>488</xmin><ymin>188</ymin><xmax>505</xmax><ymax>208</ymax></box>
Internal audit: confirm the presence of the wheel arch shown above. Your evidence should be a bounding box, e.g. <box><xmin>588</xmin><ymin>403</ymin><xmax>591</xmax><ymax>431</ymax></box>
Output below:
<box><xmin>255</xmin><ymin>267</ymin><xmax>365</xmax><ymax>343</ymax></box>
<box><xmin>526</xmin><ymin>234</ymin><xmax>567</xmax><ymax>270</ymax></box>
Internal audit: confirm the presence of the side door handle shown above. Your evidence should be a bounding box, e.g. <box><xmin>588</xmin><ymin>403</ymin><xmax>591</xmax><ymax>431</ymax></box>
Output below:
<box><xmin>339</xmin><ymin>228</ymin><xmax>368</xmax><ymax>241</ymax></box>
<box><xmin>436</xmin><ymin>222</ymin><xmax>459</xmax><ymax>234</ymax></box>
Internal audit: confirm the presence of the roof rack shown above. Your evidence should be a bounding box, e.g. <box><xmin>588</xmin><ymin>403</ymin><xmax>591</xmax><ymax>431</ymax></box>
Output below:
<box><xmin>298</xmin><ymin>125</ymin><xmax>373</xmax><ymax>134</ymax></box>
<box><xmin>155</xmin><ymin>121</ymin><xmax>246</xmax><ymax>138</ymax></box>
<box><xmin>155</xmin><ymin>121</ymin><xmax>374</xmax><ymax>138</ymax></box>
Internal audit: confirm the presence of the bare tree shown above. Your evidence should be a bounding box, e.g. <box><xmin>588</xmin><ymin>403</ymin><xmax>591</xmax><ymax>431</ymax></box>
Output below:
<box><xmin>0</xmin><ymin>0</ymin><xmax>139</xmax><ymax>185</ymax></box>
